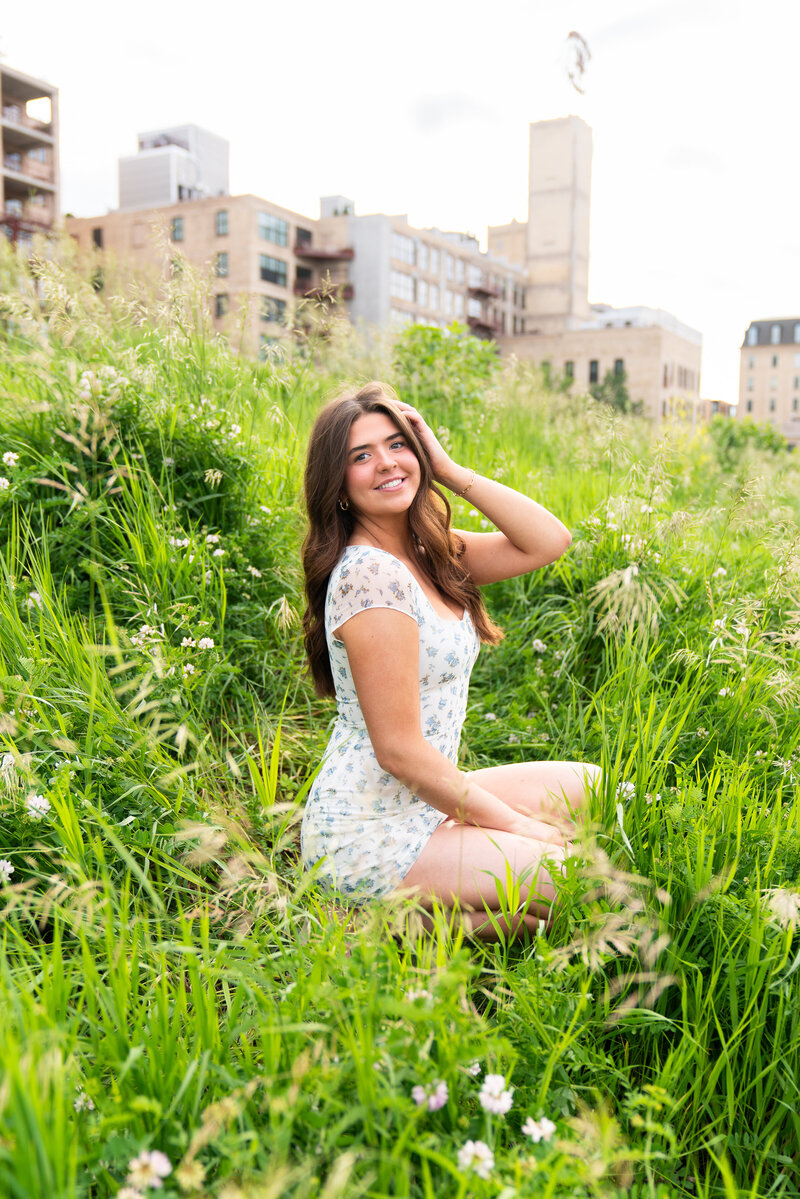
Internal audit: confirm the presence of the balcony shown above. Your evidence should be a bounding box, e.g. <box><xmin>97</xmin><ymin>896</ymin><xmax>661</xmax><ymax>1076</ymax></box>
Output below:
<box><xmin>467</xmin><ymin>314</ymin><xmax>502</xmax><ymax>338</ymax></box>
<box><xmin>1</xmin><ymin>210</ymin><xmax>55</xmax><ymax>243</ymax></box>
<box><xmin>1</xmin><ymin>105</ymin><xmax>53</xmax><ymax>136</ymax></box>
<box><xmin>293</xmin><ymin>243</ymin><xmax>354</xmax><ymax>261</ymax></box>
<box><xmin>294</xmin><ymin>280</ymin><xmax>354</xmax><ymax>301</ymax></box>
<box><xmin>468</xmin><ymin>280</ymin><xmax>500</xmax><ymax>299</ymax></box>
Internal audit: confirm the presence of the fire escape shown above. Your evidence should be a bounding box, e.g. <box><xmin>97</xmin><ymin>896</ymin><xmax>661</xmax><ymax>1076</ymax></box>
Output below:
<box><xmin>467</xmin><ymin>275</ymin><xmax>502</xmax><ymax>339</ymax></box>
<box><xmin>293</xmin><ymin>237</ymin><xmax>355</xmax><ymax>303</ymax></box>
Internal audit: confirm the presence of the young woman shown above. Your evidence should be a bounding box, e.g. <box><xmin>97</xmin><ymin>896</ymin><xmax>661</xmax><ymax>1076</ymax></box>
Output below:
<box><xmin>300</xmin><ymin>381</ymin><xmax>600</xmax><ymax>938</ymax></box>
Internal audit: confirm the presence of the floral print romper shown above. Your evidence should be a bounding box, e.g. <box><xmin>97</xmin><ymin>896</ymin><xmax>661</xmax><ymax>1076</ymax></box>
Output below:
<box><xmin>301</xmin><ymin>545</ymin><xmax>480</xmax><ymax>900</ymax></box>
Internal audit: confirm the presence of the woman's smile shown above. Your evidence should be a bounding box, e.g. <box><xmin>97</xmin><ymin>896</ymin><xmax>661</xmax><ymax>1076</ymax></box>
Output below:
<box><xmin>344</xmin><ymin>411</ymin><xmax>421</xmax><ymax>516</ymax></box>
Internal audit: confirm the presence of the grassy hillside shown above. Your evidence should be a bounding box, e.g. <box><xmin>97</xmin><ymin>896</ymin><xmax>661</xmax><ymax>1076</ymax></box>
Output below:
<box><xmin>0</xmin><ymin>241</ymin><xmax>799</xmax><ymax>1198</ymax></box>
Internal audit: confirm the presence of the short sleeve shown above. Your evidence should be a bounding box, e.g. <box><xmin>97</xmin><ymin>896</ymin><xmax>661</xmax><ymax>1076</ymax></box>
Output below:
<box><xmin>328</xmin><ymin>549</ymin><xmax>419</xmax><ymax>641</ymax></box>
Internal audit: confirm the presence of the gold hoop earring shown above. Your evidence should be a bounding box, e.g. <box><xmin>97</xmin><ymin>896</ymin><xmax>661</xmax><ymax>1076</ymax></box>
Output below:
<box><xmin>338</xmin><ymin>497</ymin><xmax>350</xmax><ymax>511</ymax></box>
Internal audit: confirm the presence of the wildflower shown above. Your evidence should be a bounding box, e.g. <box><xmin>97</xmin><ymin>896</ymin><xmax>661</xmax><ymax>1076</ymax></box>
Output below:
<box><xmin>126</xmin><ymin>1149</ymin><xmax>172</xmax><ymax>1190</ymax></box>
<box><xmin>213</xmin><ymin>548</ymin><xmax>225</xmax><ymax>557</ymax></box>
<box><xmin>718</xmin><ymin>687</ymin><xmax>733</xmax><ymax>697</ymax></box>
<box><xmin>640</xmin><ymin>503</ymin><xmax>654</xmax><ymax>513</ymax></box>
<box><xmin>205</xmin><ymin>533</ymin><xmax>220</xmax><ymax>544</ymax></box>
<box><xmin>0</xmin><ymin>859</ymin><xmax>14</xmax><ymax>883</ymax></box>
<box><xmin>174</xmin><ymin>1158</ymin><xmax>206</xmax><ymax>1191</ymax></box>
<box><xmin>25</xmin><ymin>793</ymin><xmax>51</xmax><ymax>820</ymax></box>
<box><xmin>532</xmin><ymin>639</ymin><xmax>547</xmax><ymax>653</ymax></box>
<box><xmin>763</xmin><ymin>887</ymin><xmax>800</xmax><ymax>929</ymax></box>
<box><xmin>464</xmin><ymin>1060</ymin><xmax>482</xmax><ymax>1076</ymax></box>
<box><xmin>457</xmin><ymin>1139</ymin><xmax>494</xmax><ymax>1179</ymax></box>
<box><xmin>168</xmin><ymin>536</ymin><xmax>191</xmax><ymax>548</ymax></box>
<box><xmin>478</xmin><ymin>1072</ymin><xmax>514</xmax><ymax>1115</ymax></box>
<box><xmin>117</xmin><ymin>1189</ymin><xmax>147</xmax><ymax>1199</ymax></box>
<box><xmin>411</xmin><ymin>1080</ymin><xmax>448</xmax><ymax>1111</ymax></box>
<box><xmin>247</xmin><ymin>565</ymin><xmax>262</xmax><ymax>578</ymax></box>
<box><xmin>180</xmin><ymin>636</ymin><xmax>196</xmax><ymax>648</ymax></box>
<box><xmin>712</xmin><ymin>566</ymin><xmax>727</xmax><ymax>578</ymax></box>
<box><xmin>0</xmin><ymin>477</ymin><xmax>9</xmax><ymax>490</ymax></box>
<box><xmin>616</xmin><ymin>781</ymin><xmax>635</xmax><ymax>802</ymax></box>
<box><xmin>26</xmin><ymin>591</ymin><xmax>42</xmax><ymax>608</ymax></box>
<box><xmin>74</xmin><ymin>1090</ymin><xmax>95</xmax><ymax>1112</ymax></box>
<box><xmin>259</xmin><ymin>505</ymin><xmax>272</xmax><ymax>514</ymax></box>
<box><xmin>2</xmin><ymin>452</ymin><xmax>19</xmax><ymax>467</ymax></box>
<box><xmin>508</xmin><ymin>733</ymin><xmax>520</xmax><ymax>744</ymax></box>
<box><xmin>522</xmin><ymin>1115</ymin><xmax>557</xmax><ymax>1142</ymax></box>
<box><xmin>197</xmin><ymin>637</ymin><xmax>215</xmax><ymax>650</ymax></box>
<box><xmin>484</xmin><ymin>712</ymin><xmax>497</xmax><ymax>722</ymax></box>
<box><xmin>230</xmin><ymin>423</ymin><xmax>242</xmax><ymax>436</ymax></box>
<box><xmin>204</xmin><ymin>571</ymin><xmax>212</xmax><ymax>583</ymax></box>
<box><xmin>405</xmin><ymin>988</ymin><xmax>433</xmax><ymax>1002</ymax></box>
<box><xmin>204</xmin><ymin>468</ymin><xmax>223</xmax><ymax>487</ymax></box>
<box><xmin>182</xmin><ymin>663</ymin><xmax>196</xmax><ymax>677</ymax></box>
<box><xmin>163</xmin><ymin>456</ymin><xmax>174</xmax><ymax>466</ymax></box>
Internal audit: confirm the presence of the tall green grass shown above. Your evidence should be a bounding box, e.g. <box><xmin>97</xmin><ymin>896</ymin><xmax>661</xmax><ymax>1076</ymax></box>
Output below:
<box><xmin>0</xmin><ymin>239</ymin><xmax>799</xmax><ymax>1197</ymax></box>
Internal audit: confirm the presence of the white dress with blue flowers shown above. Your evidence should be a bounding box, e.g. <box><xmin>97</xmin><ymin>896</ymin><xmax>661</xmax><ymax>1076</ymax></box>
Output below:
<box><xmin>301</xmin><ymin>544</ymin><xmax>480</xmax><ymax>901</ymax></box>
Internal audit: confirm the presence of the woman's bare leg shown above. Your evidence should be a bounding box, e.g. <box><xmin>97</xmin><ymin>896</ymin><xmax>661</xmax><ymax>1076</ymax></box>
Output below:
<box><xmin>467</xmin><ymin>761</ymin><xmax>601</xmax><ymax>837</ymax></box>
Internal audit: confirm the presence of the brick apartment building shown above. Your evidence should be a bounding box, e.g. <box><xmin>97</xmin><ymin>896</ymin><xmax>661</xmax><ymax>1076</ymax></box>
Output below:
<box><xmin>738</xmin><ymin>318</ymin><xmax>800</xmax><ymax>447</ymax></box>
<box><xmin>1</xmin><ymin>63</ymin><xmax>59</xmax><ymax>247</ymax></box>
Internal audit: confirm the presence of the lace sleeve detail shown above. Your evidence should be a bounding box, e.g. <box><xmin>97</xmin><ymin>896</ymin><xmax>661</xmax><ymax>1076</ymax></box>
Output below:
<box><xmin>327</xmin><ymin>548</ymin><xmax>419</xmax><ymax>641</ymax></box>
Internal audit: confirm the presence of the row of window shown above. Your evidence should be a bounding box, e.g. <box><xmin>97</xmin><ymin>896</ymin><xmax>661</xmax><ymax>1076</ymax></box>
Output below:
<box><xmin>214</xmin><ymin>293</ymin><xmax>287</xmax><ymax>323</ymax></box>
<box><xmin>662</xmin><ymin>363</ymin><xmax>698</xmax><ymax>391</ymax></box>
<box><xmin>747</xmin><ymin>324</ymin><xmax>800</xmax><ymax>346</ymax></box>
<box><xmin>389</xmin><ymin>269</ymin><xmax>524</xmax><ymax>311</ymax></box>
<box><xmin>744</xmin><ymin>396</ymin><xmax>800</xmax><ymax>415</ymax></box>
<box><xmin>170</xmin><ymin>211</ymin><xmax>312</xmax><ymax>247</ymax></box>
<box><xmin>746</xmin><ymin>375</ymin><xmax>800</xmax><ymax>391</ymax></box>
<box><xmin>390</xmin><ymin>232</ymin><xmax>522</xmax><ymax>302</ymax></box>
<box><xmin>746</xmin><ymin>352</ymin><xmax>800</xmax><ymax>369</ymax></box>
<box><xmin>212</xmin><ymin>252</ymin><xmax>289</xmax><ymax>285</ymax></box>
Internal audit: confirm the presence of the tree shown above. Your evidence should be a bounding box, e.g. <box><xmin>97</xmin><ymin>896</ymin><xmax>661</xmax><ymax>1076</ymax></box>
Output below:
<box><xmin>590</xmin><ymin>368</ymin><xmax>641</xmax><ymax>414</ymax></box>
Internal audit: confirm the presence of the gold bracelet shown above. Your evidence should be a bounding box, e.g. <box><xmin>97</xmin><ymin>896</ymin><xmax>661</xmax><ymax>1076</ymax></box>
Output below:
<box><xmin>453</xmin><ymin>469</ymin><xmax>476</xmax><ymax>498</ymax></box>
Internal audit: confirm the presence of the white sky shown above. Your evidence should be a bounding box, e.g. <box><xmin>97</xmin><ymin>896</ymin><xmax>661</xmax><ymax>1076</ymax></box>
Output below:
<box><xmin>4</xmin><ymin>0</ymin><xmax>799</xmax><ymax>404</ymax></box>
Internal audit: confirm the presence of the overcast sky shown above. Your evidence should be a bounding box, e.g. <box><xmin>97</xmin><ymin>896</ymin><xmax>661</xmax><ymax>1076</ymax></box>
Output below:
<box><xmin>4</xmin><ymin>0</ymin><xmax>798</xmax><ymax>404</ymax></box>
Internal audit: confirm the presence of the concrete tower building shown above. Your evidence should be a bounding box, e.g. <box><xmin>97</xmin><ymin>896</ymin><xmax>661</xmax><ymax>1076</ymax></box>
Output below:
<box><xmin>118</xmin><ymin>124</ymin><xmax>229</xmax><ymax>210</ymax></box>
<box><xmin>525</xmin><ymin>115</ymin><xmax>593</xmax><ymax>333</ymax></box>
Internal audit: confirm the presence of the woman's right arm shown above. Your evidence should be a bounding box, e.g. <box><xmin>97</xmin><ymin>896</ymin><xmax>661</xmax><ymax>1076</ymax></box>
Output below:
<box><xmin>338</xmin><ymin>607</ymin><xmax>559</xmax><ymax>841</ymax></box>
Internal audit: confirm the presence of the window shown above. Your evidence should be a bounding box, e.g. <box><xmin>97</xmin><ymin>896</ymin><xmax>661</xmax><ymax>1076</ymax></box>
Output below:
<box><xmin>261</xmin><ymin>296</ymin><xmax>287</xmax><ymax>323</ymax></box>
<box><xmin>747</xmin><ymin>327</ymin><xmax>757</xmax><ymax>345</ymax></box>
<box><xmin>296</xmin><ymin>226</ymin><xmax>312</xmax><ymax>247</ymax></box>
<box><xmin>770</xmin><ymin>376</ymin><xmax>778</xmax><ymax>389</ymax></box>
<box><xmin>794</xmin><ymin>397</ymin><xmax>799</xmax><ymax>413</ymax></box>
<box><xmin>260</xmin><ymin>254</ymin><xmax>287</xmax><ymax>285</ymax></box>
<box><xmin>589</xmin><ymin>360</ymin><xmax>599</xmax><ymax>384</ymax></box>
<box><xmin>92</xmin><ymin>227</ymin><xmax>103</xmax><ymax>249</ymax></box>
<box><xmin>418</xmin><ymin>242</ymin><xmax>429</xmax><ymax>271</ymax></box>
<box><xmin>769</xmin><ymin>397</ymin><xmax>776</xmax><ymax>412</ymax></box>
<box><xmin>445</xmin><ymin>254</ymin><xmax>454</xmax><ymax>280</ymax></box>
<box><xmin>215</xmin><ymin>252</ymin><xmax>229</xmax><ymax>277</ymax></box>
<box><xmin>468</xmin><ymin>264</ymin><xmax>482</xmax><ymax>288</ymax></box>
<box><xmin>171</xmin><ymin>216</ymin><xmax>184</xmax><ymax>242</ymax></box>
<box><xmin>746</xmin><ymin>399</ymin><xmax>753</xmax><ymax>412</ymax></box>
<box><xmin>390</xmin><ymin>307</ymin><xmax>415</xmax><ymax>327</ymax></box>
<box><xmin>258</xmin><ymin>212</ymin><xmax>288</xmax><ymax>246</ymax></box>
<box><xmin>215</xmin><ymin>294</ymin><xmax>228</xmax><ymax>318</ymax></box>
<box><xmin>747</xmin><ymin>377</ymin><xmax>754</xmax><ymax>391</ymax></box>
<box><xmin>663</xmin><ymin>364</ymin><xmax>669</xmax><ymax>387</ymax></box>
<box><xmin>216</xmin><ymin>210</ymin><xmax>228</xmax><ymax>236</ymax></box>
<box><xmin>771</xmin><ymin>324</ymin><xmax>781</xmax><ymax>344</ymax></box>
<box><xmin>429</xmin><ymin>283</ymin><xmax>439</xmax><ymax>310</ymax></box>
<box><xmin>795</xmin><ymin>353</ymin><xmax>800</xmax><ymax>367</ymax></box>
<box><xmin>795</xmin><ymin>324</ymin><xmax>800</xmax><ymax>343</ymax></box>
<box><xmin>455</xmin><ymin>258</ymin><xmax>465</xmax><ymax>284</ymax></box>
<box><xmin>614</xmin><ymin>358</ymin><xmax>624</xmax><ymax>376</ymax></box>
<box><xmin>430</xmin><ymin>248</ymin><xmax>440</xmax><ymax>276</ymax></box>
<box><xmin>467</xmin><ymin>297</ymin><xmax>482</xmax><ymax>318</ymax></box>
<box><xmin>748</xmin><ymin>355</ymin><xmax>755</xmax><ymax>369</ymax></box>
<box><xmin>772</xmin><ymin>354</ymin><xmax>779</xmax><ymax>367</ymax></box>
<box><xmin>454</xmin><ymin>293</ymin><xmax>464</xmax><ymax>317</ymax></box>
<box><xmin>296</xmin><ymin>265</ymin><xmax>312</xmax><ymax>285</ymax></box>
<box><xmin>259</xmin><ymin>334</ymin><xmax>277</xmax><ymax>359</ymax></box>
<box><xmin>444</xmin><ymin>289</ymin><xmax>454</xmax><ymax>316</ymax></box>
<box><xmin>565</xmin><ymin>361</ymin><xmax>574</xmax><ymax>380</ymax></box>
<box><xmin>390</xmin><ymin>270</ymin><xmax>415</xmax><ymax>302</ymax></box>
<box><xmin>417</xmin><ymin>279</ymin><xmax>428</xmax><ymax>307</ymax></box>
<box><xmin>391</xmin><ymin>232</ymin><xmax>415</xmax><ymax>264</ymax></box>
<box><xmin>795</xmin><ymin>377</ymin><xmax>799</xmax><ymax>389</ymax></box>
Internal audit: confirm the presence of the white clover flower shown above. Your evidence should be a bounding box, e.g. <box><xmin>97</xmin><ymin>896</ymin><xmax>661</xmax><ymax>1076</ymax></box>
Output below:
<box><xmin>508</xmin><ymin>733</ymin><xmax>520</xmax><ymax>744</ymax></box>
<box><xmin>640</xmin><ymin>503</ymin><xmax>654</xmax><ymax>513</ymax></box>
<box><xmin>182</xmin><ymin>663</ymin><xmax>196</xmax><ymax>677</ymax></box>
<box><xmin>180</xmin><ymin>636</ymin><xmax>196</xmax><ymax>648</ymax></box>
<box><xmin>522</xmin><ymin>1115</ymin><xmax>556</xmax><ymax>1142</ymax></box>
<box><xmin>484</xmin><ymin>712</ymin><xmax>497</xmax><ymax>722</ymax></box>
<box><xmin>25</xmin><ymin>793</ymin><xmax>51</xmax><ymax>820</ymax></box>
<box><xmin>464</xmin><ymin>1060</ymin><xmax>481</xmax><ymax>1076</ymax></box>
<box><xmin>197</xmin><ymin>637</ymin><xmax>215</xmax><ymax>650</ymax></box>
<box><xmin>117</xmin><ymin>1189</ymin><xmax>146</xmax><ymax>1199</ymax></box>
<box><xmin>213</xmin><ymin>548</ymin><xmax>225</xmax><ymax>557</ymax></box>
<box><xmin>247</xmin><ymin>565</ymin><xmax>262</xmax><ymax>578</ymax></box>
<box><xmin>259</xmin><ymin>505</ymin><xmax>272</xmax><ymax>514</ymax></box>
<box><xmin>163</xmin><ymin>456</ymin><xmax>174</xmax><ymax>466</ymax></box>
<box><xmin>0</xmin><ymin>859</ymin><xmax>14</xmax><ymax>883</ymax></box>
<box><xmin>205</xmin><ymin>533</ymin><xmax>220</xmax><ymax>544</ymax></box>
<box><xmin>712</xmin><ymin>566</ymin><xmax>728</xmax><ymax>578</ymax></box>
<box><xmin>126</xmin><ymin>1149</ymin><xmax>172</xmax><ymax>1190</ymax></box>
<box><xmin>532</xmin><ymin>639</ymin><xmax>547</xmax><ymax>653</ymax></box>
<box><xmin>616</xmin><ymin>781</ymin><xmax>635</xmax><ymax>801</ymax></box>
<box><xmin>411</xmin><ymin>1080</ymin><xmax>448</xmax><ymax>1111</ymax></box>
<box><xmin>168</xmin><ymin>536</ymin><xmax>190</xmax><ymax>548</ymax></box>
<box><xmin>2</xmin><ymin>452</ymin><xmax>19</xmax><ymax>468</ymax></box>
<box><xmin>457</xmin><ymin>1139</ymin><xmax>494</xmax><ymax>1179</ymax></box>
<box><xmin>478</xmin><ymin>1072</ymin><xmax>514</xmax><ymax>1115</ymax></box>
<box><xmin>0</xmin><ymin>752</ymin><xmax>16</xmax><ymax>788</ymax></box>
<box><xmin>73</xmin><ymin>1090</ymin><xmax>95</xmax><ymax>1112</ymax></box>
<box><xmin>230</xmin><ymin>423</ymin><xmax>242</xmax><ymax>435</ymax></box>
<box><xmin>204</xmin><ymin>571</ymin><xmax>212</xmax><ymax>583</ymax></box>
<box><xmin>405</xmin><ymin>987</ymin><xmax>433</xmax><ymax>1002</ymax></box>
<box><xmin>718</xmin><ymin>687</ymin><xmax>733</xmax><ymax>698</ymax></box>
<box><xmin>26</xmin><ymin>591</ymin><xmax>42</xmax><ymax>609</ymax></box>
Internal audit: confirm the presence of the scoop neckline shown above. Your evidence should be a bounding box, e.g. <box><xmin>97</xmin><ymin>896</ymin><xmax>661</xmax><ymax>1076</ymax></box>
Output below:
<box><xmin>342</xmin><ymin>543</ymin><xmax>469</xmax><ymax>625</ymax></box>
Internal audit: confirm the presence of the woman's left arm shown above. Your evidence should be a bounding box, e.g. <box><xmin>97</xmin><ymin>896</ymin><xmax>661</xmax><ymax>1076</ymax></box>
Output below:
<box><xmin>399</xmin><ymin>403</ymin><xmax>571</xmax><ymax>585</ymax></box>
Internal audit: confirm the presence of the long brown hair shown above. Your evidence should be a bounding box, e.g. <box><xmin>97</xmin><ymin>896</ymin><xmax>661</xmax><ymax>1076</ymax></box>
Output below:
<box><xmin>301</xmin><ymin>381</ymin><xmax>502</xmax><ymax>698</ymax></box>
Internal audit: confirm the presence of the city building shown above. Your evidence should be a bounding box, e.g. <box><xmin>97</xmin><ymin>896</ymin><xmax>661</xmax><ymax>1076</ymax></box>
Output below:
<box><xmin>490</xmin><ymin>116</ymin><xmax>702</xmax><ymax>421</ymax></box>
<box><xmin>118</xmin><ymin>124</ymin><xmax>229</xmax><ymax>209</ymax></box>
<box><xmin>1</xmin><ymin>63</ymin><xmax>59</xmax><ymax>246</ymax></box>
<box><xmin>738</xmin><ymin>318</ymin><xmax>800</xmax><ymax>446</ymax></box>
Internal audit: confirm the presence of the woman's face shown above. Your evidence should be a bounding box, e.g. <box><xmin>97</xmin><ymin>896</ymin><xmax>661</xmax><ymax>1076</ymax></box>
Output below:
<box><xmin>342</xmin><ymin>410</ymin><xmax>421</xmax><ymax>519</ymax></box>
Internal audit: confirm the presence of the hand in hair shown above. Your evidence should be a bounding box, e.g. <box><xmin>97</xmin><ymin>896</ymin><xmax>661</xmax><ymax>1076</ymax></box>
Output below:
<box><xmin>395</xmin><ymin>403</ymin><xmax>454</xmax><ymax>485</ymax></box>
